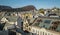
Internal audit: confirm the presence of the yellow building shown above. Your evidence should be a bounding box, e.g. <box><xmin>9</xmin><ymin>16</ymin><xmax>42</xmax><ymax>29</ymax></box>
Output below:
<box><xmin>23</xmin><ymin>19</ymin><xmax>29</xmax><ymax>31</ymax></box>
<box><xmin>21</xmin><ymin>13</ymin><xmax>33</xmax><ymax>19</ymax></box>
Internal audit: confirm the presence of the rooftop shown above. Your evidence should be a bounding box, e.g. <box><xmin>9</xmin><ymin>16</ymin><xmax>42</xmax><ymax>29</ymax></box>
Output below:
<box><xmin>4</xmin><ymin>16</ymin><xmax>18</xmax><ymax>22</ymax></box>
<box><xmin>32</xmin><ymin>16</ymin><xmax>60</xmax><ymax>32</ymax></box>
<box><xmin>3</xmin><ymin>22</ymin><xmax>15</xmax><ymax>30</ymax></box>
<box><xmin>38</xmin><ymin>16</ymin><xmax>60</xmax><ymax>20</ymax></box>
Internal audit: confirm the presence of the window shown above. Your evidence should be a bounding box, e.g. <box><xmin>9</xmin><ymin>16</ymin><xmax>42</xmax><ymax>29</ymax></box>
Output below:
<box><xmin>37</xmin><ymin>31</ymin><xmax>39</xmax><ymax>35</ymax></box>
<box><xmin>43</xmin><ymin>25</ymin><xmax>45</xmax><ymax>27</ymax></box>
<box><xmin>8</xmin><ymin>30</ymin><xmax>16</xmax><ymax>35</ymax></box>
<box><xmin>45</xmin><ymin>33</ymin><xmax>47</xmax><ymax>35</ymax></box>
<box><xmin>21</xmin><ymin>21</ymin><xmax>23</xmax><ymax>23</ymax></box>
<box><xmin>21</xmin><ymin>22</ymin><xmax>23</xmax><ymax>26</ymax></box>
<box><xmin>48</xmin><ymin>33</ymin><xmax>50</xmax><ymax>35</ymax></box>
<box><xmin>43</xmin><ymin>32</ymin><xmax>44</xmax><ymax>35</ymax></box>
<box><xmin>37</xmin><ymin>19</ymin><xmax>42</xmax><ymax>22</ymax></box>
<box><xmin>21</xmin><ymin>22</ymin><xmax>23</xmax><ymax>30</ymax></box>
<box><xmin>44</xmin><ymin>20</ymin><xmax>51</xmax><ymax>24</ymax></box>
<box><xmin>26</xmin><ymin>16</ymin><xmax>28</xmax><ymax>19</ymax></box>
<box><xmin>35</xmin><ymin>30</ymin><xmax>37</xmax><ymax>33</ymax></box>
<box><xmin>32</xmin><ymin>33</ymin><xmax>37</xmax><ymax>35</ymax></box>
<box><xmin>34</xmin><ymin>23</ymin><xmax>40</xmax><ymax>26</ymax></box>
<box><xmin>40</xmin><ymin>31</ymin><xmax>42</xmax><ymax>35</ymax></box>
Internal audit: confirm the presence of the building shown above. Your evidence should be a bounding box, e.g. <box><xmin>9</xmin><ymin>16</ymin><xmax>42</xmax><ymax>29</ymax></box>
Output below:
<box><xmin>17</xmin><ymin>16</ymin><xmax>23</xmax><ymax>30</ymax></box>
<box><xmin>23</xmin><ymin>19</ymin><xmax>29</xmax><ymax>31</ymax></box>
<box><xmin>0</xmin><ymin>16</ymin><xmax>19</xmax><ymax>30</ymax></box>
<box><xmin>0</xmin><ymin>30</ymin><xmax>8</xmax><ymax>35</ymax></box>
<box><xmin>1</xmin><ymin>17</ymin><xmax>8</xmax><ymax>23</ymax></box>
<box><xmin>28</xmin><ymin>16</ymin><xmax>60</xmax><ymax>35</ymax></box>
<box><xmin>18</xmin><ymin>5</ymin><xmax>37</xmax><ymax>19</ymax></box>
<box><xmin>8</xmin><ymin>29</ymin><xmax>22</xmax><ymax>35</ymax></box>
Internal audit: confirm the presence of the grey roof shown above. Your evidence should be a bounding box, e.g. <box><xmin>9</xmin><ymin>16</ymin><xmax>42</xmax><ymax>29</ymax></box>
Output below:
<box><xmin>32</xmin><ymin>17</ymin><xmax>60</xmax><ymax>32</ymax></box>
<box><xmin>0</xmin><ymin>31</ymin><xmax>8</xmax><ymax>35</ymax></box>
<box><xmin>3</xmin><ymin>23</ymin><xmax>15</xmax><ymax>30</ymax></box>
<box><xmin>4</xmin><ymin>16</ymin><xmax>18</xmax><ymax>22</ymax></box>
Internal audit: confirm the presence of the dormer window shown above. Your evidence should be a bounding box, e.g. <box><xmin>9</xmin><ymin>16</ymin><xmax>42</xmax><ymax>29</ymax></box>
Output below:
<box><xmin>37</xmin><ymin>19</ymin><xmax>42</xmax><ymax>22</ymax></box>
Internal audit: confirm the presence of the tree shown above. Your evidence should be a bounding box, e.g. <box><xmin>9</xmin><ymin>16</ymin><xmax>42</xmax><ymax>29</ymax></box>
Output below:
<box><xmin>38</xmin><ymin>8</ymin><xmax>44</xmax><ymax>14</ymax></box>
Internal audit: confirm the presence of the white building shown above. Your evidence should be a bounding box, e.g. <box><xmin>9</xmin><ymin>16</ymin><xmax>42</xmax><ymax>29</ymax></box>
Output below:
<box><xmin>30</xmin><ymin>26</ymin><xmax>60</xmax><ymax>35</ymax></box>
<box><xmin>29</xmin><ymin>17</ymin><xmax>60</xmax><ymax>35</ymax></box>
<box><xmin>1</xmin><ymin>17</ymin><xmax>8</xmax><ymax>23</ymax></box>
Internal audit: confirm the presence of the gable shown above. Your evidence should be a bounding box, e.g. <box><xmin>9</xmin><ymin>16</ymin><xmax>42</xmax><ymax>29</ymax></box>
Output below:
<box><xmin>1</xmin><ymin>17</ymin><xmax>8</xmax><ymax>22</ymax></box>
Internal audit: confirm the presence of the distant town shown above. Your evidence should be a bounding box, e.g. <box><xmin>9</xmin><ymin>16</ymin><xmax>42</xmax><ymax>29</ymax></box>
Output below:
<box><xmin>0</xmin><ymin>5</ymin><xmax>60</xmax><ymax>35</ymax></box>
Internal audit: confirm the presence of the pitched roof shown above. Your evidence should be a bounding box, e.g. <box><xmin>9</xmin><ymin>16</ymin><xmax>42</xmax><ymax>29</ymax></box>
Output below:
<box><xmin>4</xmin><ymin>23</ymin><xmax>15</xmax><ymax>29</ymax></box>
<box><xmin>4</xmin><ymin>16</ymin><xmax>18</xmax><ymax>22</ymax></box>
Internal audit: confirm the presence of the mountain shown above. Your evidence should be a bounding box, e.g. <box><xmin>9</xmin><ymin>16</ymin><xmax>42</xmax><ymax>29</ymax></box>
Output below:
<box><xmin>19</xmin><ymin>5</ymin><xmax>37</xmax><ymax>11</ymax></box>
<box><xmin>13</xmin><ymin>5</ymin><xmax>37</xmax><ymax>12</ymax></box>
<box><xmin>0</xmin><ymin>5</ymin><xmax>12</xmax><ymax>11</ymax></box>
<box><xmin>0</xmin><ymin>5</ymin><xmax>37</xmax><ymax>12</ymax></box>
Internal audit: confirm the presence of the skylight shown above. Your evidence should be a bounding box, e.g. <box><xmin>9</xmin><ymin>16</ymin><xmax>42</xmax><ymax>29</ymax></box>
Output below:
<box><xmin>44</xmin><ymin>20</ymin><xmax>51</xmax><ymax>24</ymax></box>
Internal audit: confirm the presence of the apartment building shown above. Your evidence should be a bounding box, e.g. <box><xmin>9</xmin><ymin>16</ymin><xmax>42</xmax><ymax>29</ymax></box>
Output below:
<box><xmin>29</xmin><ymin>16</ymin><xmax>60</xmax><ymax>35</ymax></box>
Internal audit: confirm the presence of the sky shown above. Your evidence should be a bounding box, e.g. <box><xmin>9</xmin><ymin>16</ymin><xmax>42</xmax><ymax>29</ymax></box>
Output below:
<box><xmin>0</xmin><ymin>0</ymin><xmax>60</xmax><ymax>9</ymax></box>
